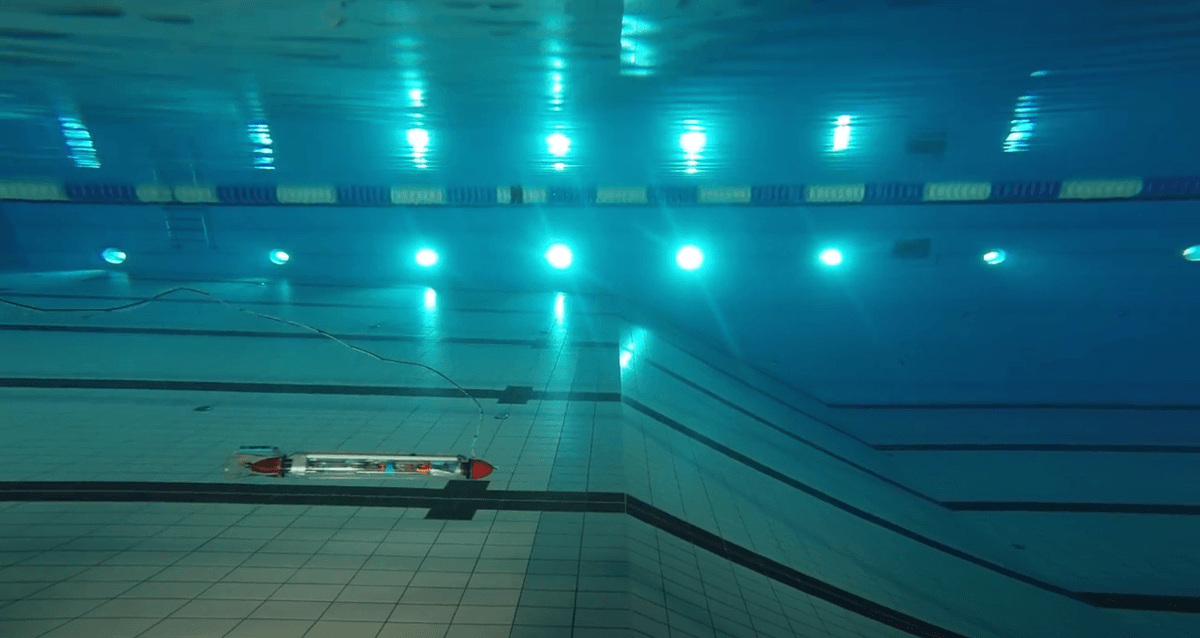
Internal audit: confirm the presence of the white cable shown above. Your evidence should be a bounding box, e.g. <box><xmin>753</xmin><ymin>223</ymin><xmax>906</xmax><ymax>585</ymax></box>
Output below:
<box><xmin>0</xmin><ymin>286</ymin><xmax>487</xmax><ymax>458</ymax></box>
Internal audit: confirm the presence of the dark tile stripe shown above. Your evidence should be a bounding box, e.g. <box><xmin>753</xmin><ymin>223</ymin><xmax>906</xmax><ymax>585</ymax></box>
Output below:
<box><xmin>1076</xmin><ymin>593</ymin><xmax>1200</xmax><ymax>613</ymax></box>
<box><xmin>621</xmin><ymin>397</ymin><xmax>1083</xmax><ymax>602</ymax></box>
<box><xmin>0</xmin><ymin>378</ymin><xmax>621</xmax><ymax>403</ymax></box>
<box><xmin>945</xmin><ymin>502</ymin><xmax>1200</xmax><ymax>515</ymax></box>
<box><xmin>497</xmin><ymin>385</ymin><xmax>535</xmax><ymax>405</ymax></box>
<box><xmin>0</xmin><ymin>481</ymin><xmax>626</xmax><ymax>510</ymax></box>
<box><xmin>0</xmin><ymin>377</ymin><xmax>506</xmax><ymax>399</ymax></box>
<box><xmin>0</xmin><ymin>287</ymin><xmax>621</xmax><ymax>320</ymax></box>
<box><xmin>644</xmin><ymin>361</ymin><xmax>940</xmax><ymax>504</ymax></box>
<box><xmin>626</xmin><ymin>497</ymin><xmax>973</xmax><ymax>638</ymax></box>
<box><xmin>875</xmin><ymin>443</ymin><xmax>1200</xmax><ymax>453</ymax></box>
<box><xmin>0</xmin><ymin>323</ymin><xmax>614</xmax><ymax>349</ymax></box>
<box><xmin>536</xmin><ymin>390</ymin><xmax>622</xmax><ymax>402</ymax></box>
<box><xmin>0</xmin><ymin>290</ymin><xmax>444</xmax><ymax>313</ymax></box>
<box><xmin>830</xmin><ymin>402</ymin><xmax>1200</xmax><ymax>411</ymax></box>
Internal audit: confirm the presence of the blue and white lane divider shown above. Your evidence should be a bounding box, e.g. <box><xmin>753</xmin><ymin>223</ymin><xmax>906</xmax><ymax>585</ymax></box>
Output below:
<box><xmin>1</xmin><ymin>177</ymin><xmax>1197</xmax><ymax>206</ymax></box>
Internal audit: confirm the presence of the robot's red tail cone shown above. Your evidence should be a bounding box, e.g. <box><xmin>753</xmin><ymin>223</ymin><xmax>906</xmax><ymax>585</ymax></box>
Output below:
<box><xmin>469</xmin><ymin>459</ymin><xmax>495</xmax><ymax>480</ymax></box>
<box><xmin>250</xmin><ymin>457</ymin><xmax>284</xmax><ymax>475</ymax></box>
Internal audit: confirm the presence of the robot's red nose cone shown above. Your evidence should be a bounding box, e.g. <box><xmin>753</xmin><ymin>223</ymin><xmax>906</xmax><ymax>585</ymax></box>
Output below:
<box><xmin>469</xmin><ymin>459</ymin><xmax>494</xmax><ymax>480</ymax></box>
<box><xmin>250</xmin><ymin>457</ymin><xmax>284</xmax><ymax>474</ymax></box>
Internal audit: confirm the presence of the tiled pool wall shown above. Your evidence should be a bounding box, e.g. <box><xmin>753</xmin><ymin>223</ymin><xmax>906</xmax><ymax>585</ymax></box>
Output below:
<box><xmin>612</xmin><ymin>312</ymin><xmax>1200</xmax><ymax>636</ymax></box>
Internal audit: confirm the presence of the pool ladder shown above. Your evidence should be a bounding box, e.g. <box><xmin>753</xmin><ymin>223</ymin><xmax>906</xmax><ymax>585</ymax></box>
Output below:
<box><xmin>163</xmin><ymin>206</ymin><xmax>212</xmax><ymax>250</ymax></box>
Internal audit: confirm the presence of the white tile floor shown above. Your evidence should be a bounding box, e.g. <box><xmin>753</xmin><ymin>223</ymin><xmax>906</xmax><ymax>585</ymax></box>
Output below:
<box><xmin>0</xmin><ymin>275</ymin><xmax>1195</xmax><ymax>638</ymax></box>
<box><xmin>1</xmin><ymin>501</ymin><xmax>936</xmax><ymax>638</ymax></box>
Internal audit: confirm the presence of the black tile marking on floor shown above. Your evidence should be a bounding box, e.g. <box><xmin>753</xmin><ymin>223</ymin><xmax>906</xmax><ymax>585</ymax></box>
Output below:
<box><xmin>620</xmin><ymin>396</ymin><xmax>1084</xmax><ymax>603</ymax></box>
<box><xmin>644</xmin><ymin>361</ymin><xmax>941</xmax><ymax>505</ymax></box>
<box><xmin>0</xmin><ymin>323</ymin><xmax>614</xmax><ymax>349</ymax></box>
<box><xmin>829</xmin><ymin>402</ymin><xmax>1200</xmax><ymax>410</ymax></box>
<box><xmin>0</xmin><ymin>481</ymin><xmax>624</xmax><ymax>514</ymax></box>
<box><xmin>625</xmin><ymin>497</ymin><xmax>973</xmax><ymax>638</ymax></box>
<box><xmin>0</xmin><ymin>377</ymin><xmax>508</xmax><ymax>399</ymax></box>
<box><xmin>497</xmin><ymin>385</ymin><xmax>535</xmax><ymax>404</ymax></box>
<box><xmin>1076</xmin><ymin>593</ymin><xmax>1200</xmax><ymax>613</ymax></box>
<box><xmin>0</xmin><ymin>284</ymin><xmax>624</xmax><ymax>319</ymax></box>
<box><xmin>874</xmin><ymin>443</ymin><xmax>1200</xmax><ymax>453</ymax></box>
<box><xmin>944</xmin><ymin>501</ymin><xmax>1200</xmax><ymax>515</ymax></box>
<box><xmin>0</xmin><ymin>378</ymin><xmax>621</xmax><ymax>404</ymax></box>
<box><xmin>425</xmin><ymin>480</ymin><xmax>495</xmax><ymax>520</ymax></box>
<box><xmin>536</xmin><ymin>390</ymin><xmax>622</xmax><ymax>402</ymax></box>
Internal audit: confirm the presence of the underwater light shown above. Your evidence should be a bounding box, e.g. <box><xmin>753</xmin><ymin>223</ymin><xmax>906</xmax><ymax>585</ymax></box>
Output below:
<box><xmin>101</xmin><ymin>248</ymin><xmax>126</xmax><ymax>265</ymax></box>
<box><xmin>415</xmin><ymin>248</ymin><xmax>439</xmax><ymax>267</ymax></box>
<box><xmin>545</xmin><ymin>243</ymin><xmax>573</xmax><ymax>269</ymax></box>
<box><xmin>676</xmin><ymin>245</ymin><xmax>704</xmax><ymax>271</ymax></box>
<box><xmin>819</xmin><ymin>249</ymin><xmax>843</xmax><ymax>266</ymax></box>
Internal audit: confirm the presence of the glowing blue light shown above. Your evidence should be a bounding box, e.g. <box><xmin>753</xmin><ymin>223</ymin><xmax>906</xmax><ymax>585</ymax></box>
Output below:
<box><xmin>247</xmin><ymin>121</ymin><xmax>274</xmax><ymax>169</ymax></box>
<box><xmin>1183</xmin><ymin>245</ymin><xmax>1200</xmax><ymax>262</ymax></box>
<box><xmin>833</xmin><ymin>127</ymin><xmax>851</xmax><ymax>151</ymax></box>
<box><xmin>983</xmin><ymin>249</ymin><xmax>1007</xmax><ymax>265</ymax></box>
<box><xmin>832</xmin><ymin>115</ymin><xmax>852</xmax><ymax>152</ymax></box>
<box><xmin>415</xmin><ymin>248</ymin><xmax>439</xmax><ymax>267</ymax></box>
<box><xmin>619</xmin><ymin>15</ymin><xmax>658</xmax><ymax>74</ymax></box>
<box><xmin>407</xmin><ymin>128</ymin><xmax>429</xmax><ymax>150</ymax></box>
<box><xmin>555</xmin><ymin>293</ymin><xmax>566</xmax><ymax>321</ymax></box>
<box><xmin>621</xmin><ymin>16</ymin><xmax>657</xmax><ymax>36</ymax></box>
<box><xmin>408</xmin><ymin>88</ymin><xmax>423</xmax><ymax>102</ymax></box>
<box><xmin>546</xmin><ymin>132</ymin><xmax>570</xmax><ymax>157</ymax></box>
<box><xmin>424</xmin><ymin>287</ymin><xmax>437</xmax><ymax>310</ymax></box>
<box><xmin>269</xmin><ymin>250</ymin><xmax>290</xmax><ymax>265</ymax></box>
<box><xmin>1031</xmin><ymin>70</ymin><xmax>1048</xmax><ymax>77</ymax></box>
<box><xmin>554</xmin><ymin>162</ymin><xmax>565</xmax><ymax>171</ymax></box>
<box><xmin>60</xmin><ymin>114</ymin><xmax>100</xmax><ymax>168</ymax></box>
<box><xmin>619</xmin><ymin>350</ymin><xmax>633</xmax><ymax>368</ymax></box>
<box><xmin>680</xmin><ymin>131</ymin><xmax>706</xmax><ymax>154</ymax></box>
<box><xmin>101</xmin><ymin>248</ymin><xmax>126</xmax><ymax>265</ymax></box>
<box><xmin>819</xmin><ymin>249</ymin><xmax>843</xmax><ymax>266</ymax></box>
<box><xmin>407</xmin><ymin>127</ymin><xmax>430</xmax><ymax>169</ymax></box>
<box><xmin>545</xmin><ymin>243</ymin><xmax>573</xmax><ymax>269</ymax></box>
<box><xmin>676</xmin><ymin>245</ymin><xmax>704</xmax><ymax>271</ymax></box>
<box><xmin>1004</xmin><ymin>95</ymin><xmax>1038</xmax><ymax>152</ymax></box>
